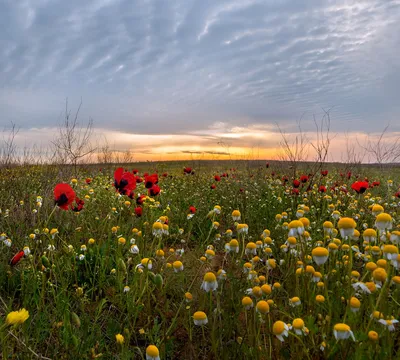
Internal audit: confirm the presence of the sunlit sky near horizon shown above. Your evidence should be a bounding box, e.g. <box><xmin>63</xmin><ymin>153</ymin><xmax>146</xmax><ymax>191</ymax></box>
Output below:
<box><xmin>1</xmin><ymin>0</ymin><xmax>400</xmax><ymax>162</ymax></box>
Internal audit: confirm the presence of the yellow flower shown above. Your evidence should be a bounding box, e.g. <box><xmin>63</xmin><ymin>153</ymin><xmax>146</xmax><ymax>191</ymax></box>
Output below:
<box><xmin>115</xmin><ymin>333</ymin><xmax>124</xmax><ymax>344</ymax></box>
<box><xmin>368</xmin><ymin>330</ymin><xmax>379</xmax><ymax>341</ymax></box>
<box><xmin>146</xmin><ymin>345</ymin><xmax>159</xmax><ymax>359</ymax></box>
<box><xmin>6</xmin><ymin>308</ymin><xmax>29</xmax><ymax>325</ymax></box>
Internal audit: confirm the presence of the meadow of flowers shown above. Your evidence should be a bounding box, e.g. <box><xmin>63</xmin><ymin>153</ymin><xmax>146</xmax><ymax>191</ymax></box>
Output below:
<box><xmin>0</xmin><ymin>163</ymin><xmax>400</xmax><ymax>359</ymax></box>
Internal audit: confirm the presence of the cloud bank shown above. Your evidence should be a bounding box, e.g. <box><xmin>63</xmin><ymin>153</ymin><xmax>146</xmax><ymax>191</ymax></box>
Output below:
<box><xmin>1</xmin><ymin>0</ymin><xmax>400</xmax><ymax>160</ymax></box>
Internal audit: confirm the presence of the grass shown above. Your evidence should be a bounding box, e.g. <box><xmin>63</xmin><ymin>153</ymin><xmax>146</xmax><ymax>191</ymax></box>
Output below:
<box><xmin>0</xmin><ymin>161</ymin><xmax>399</xmax><ymax>359</ymax></box>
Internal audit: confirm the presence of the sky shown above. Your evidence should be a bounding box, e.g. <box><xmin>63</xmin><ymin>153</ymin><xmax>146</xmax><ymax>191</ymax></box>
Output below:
<box><xmin>1</xmin><ymin>0</ymin><xmax>400</xmax><ymax>162</ymax></box>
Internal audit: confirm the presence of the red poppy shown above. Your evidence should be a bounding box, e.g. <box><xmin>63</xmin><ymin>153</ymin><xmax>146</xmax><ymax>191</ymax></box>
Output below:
<box><xmin>162</xmin><ymin>172</ymin><xmax>168</xmax><ymax>177</ymax></box>
<box><xmin>300</xmin><ymin>175</ymin><xmax>308</xmax><ymax>183</ymax></box>
<box><xmin>395</xmin><ymin>191</ymin><xmax>400</xmax><ymax>198</ymax></box>
<box><xmin>292</xmin><ymin>188</ymin><xmax>300</xmax><ymax>195</ymax></box>
<box><xmin>71</xmin><ymin>197</ymin><xmax>85</xmax><ymax>212</ymax></box>
<box><xmin>266</xmin><ymin>162</ymin><xmax>269</xmax><ymax>168</ymax></box>
<box><xmin>351</xmin><ymin>181</ymin><xmax>369</xmax><ymax>194</ymax></box>
<box><xmin>134</xmin><ymin>207</ymin><xmax>143</xmax><ymax>217</ymax></box>
<box><xmin>136</xmin><ymin>194</ymin><xmax>146</xmax><ymax>205</ymax></box>
<box><xmin>132</xmin><ymin>169</ymin><xmax>139</xmax><ymax>174</ymax></box>
<box><xmin>135</xmin><ymin>176</ymin><xmax>143</xmax><ymax>183</ymax></box>
<box><xmin>347</xmin><ymin>172</ymin><xmax>352</xmax><ymax>179</ymax></box>
<box><xmin>148</xmin><ymin>184</ymin><xmax>160</xmax><ymax>196</ymax></box>
<box><xmin>239</xmin><ymin>188</ymin><xmax>244</xmax><ymax>192</ymax></box>
<box><xmin>282</xmin><ymin>176</ymin><xmax>288</xmax><ymax>183</ymax></box>
<box><xmin>318</xmin><ymin>185</ymin><xmax>327</xmax><ymax>193</ymax></box>
<box><xmin>145</xmin><ymin>174</ymin><xmax>158</xmax><ymax>189</ymax></box>
<box><xmin>211</xmin><ymin>184</ymin><xmax>216</xmax><ymax>189</ymax></box>
<box><xmin>183</xmin><ymin>167</ymin><xmax>192</xmax><ymax>174</ymax></box>
<box><xmin>372</xmin><ymin>181</ymin><xmax>380</xmax><ymax>187</ymax></box>
<box><xmin>114</xmin><ymin>167</ymin><xmax>136</xmax><ymax>196</ymax></box>
<box><xmin>54</xmin><ymin>183</ymin><xmax>76</xmax><ymax>210</ymax></box>
<box><xmin>214</xmin><ymin>175</ymin><xmax>221</xmax><ymax>182</ymax></box>
<box><xmin>293</xmin><ymin>179</ymin><xmax>301</xmax><ymax>188</ymax></box>
<box><xmin>321</xmin><ymin>170</ymin><xmax>328</xmax><ymax>176</ymax></box>
<box><xmin>189</xmin><ymin>206</ymin><xmax>196</xmax><ymax>214</ymax></box>
<box><xmin>10</xmin><ymin>250</ymin><xmax>25</xmax><ymax>266</ymax></box>
<box><xmin>85</xmin><ymin>178</ymin><xmax>92</xmax><ymax>184</ymax></box>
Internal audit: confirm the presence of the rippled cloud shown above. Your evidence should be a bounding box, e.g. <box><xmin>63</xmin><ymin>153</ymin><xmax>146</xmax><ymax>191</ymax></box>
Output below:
<box><xmin>1</xmin><ymin>0</ymin><xmax>400</xmax><ymax>159</ymax></box>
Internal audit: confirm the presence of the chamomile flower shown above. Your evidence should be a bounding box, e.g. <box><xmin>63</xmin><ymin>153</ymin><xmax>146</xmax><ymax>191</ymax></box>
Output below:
<box><xmin>193</xmin><ymin>311</ymin><xmax>208</xmax><ymax>326</ymax></box>
<box><xmin>146</xmin><ymin>345</ymin><xmax>160</xmax><ymax>360</ymax></box>
<box><xmin>201</xmin><ymin>272</ymin><xmax>218</xmax><ymax>292</ymax></box>
<box><xmin>273</xmin><ymin>321</ymin><xmax>290</xmax><ymax>342</ymax></box>
<box><xmin>333</xmin><ymin>323</ymin><xmax>355</xmax><ymax>341</ymax></box>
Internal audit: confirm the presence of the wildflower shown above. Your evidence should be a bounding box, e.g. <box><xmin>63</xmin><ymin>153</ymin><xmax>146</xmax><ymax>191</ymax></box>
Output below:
<box><xmin>232</xmin><ymin>210</ymin><xmax>241</xmax><ymax>221</ymax></box>
<box><xmin>237</xmin><ymin>223</ymin><xmax>249</xmax><ymax>234</ymax></box>
<box><xmin>123</xmin><ymin>286</ymin><xmax>130</xmax><ymax>293</ymax></box>
<box><xmin>152</xmin><ymin>222</ymin><xmax>163</xmax><ymax>236</ymax></box>
<box><xmin>292</xmin><ymin>318</ymin><xmax>307</xmax><ymax>335</ymax></box>
<box><xmin>390</xmin><ymin>231</ymin><xmax>400</xmax><ymax>245</ymax></box>
<box><xmin>226</xmin><ymin>239</ymin><xmax>239</xmax><ymax>253</ymax></box>
<box><xmin>288</xmin><ymin>220</ymin><xmax>305</xmax><ymax>237</ymax></box>
<box><xmin>378</xmin><ymin>319</ymin><xmax>399</xmax><ymax>331</ymax></box>
<box><xmin>54</xmin><ymin>183</ymin><xmax>76</xmax><ymax>210</ymax></box>
<box><xmin>23</xmin><ymin>246</ymin><xmax>30</xmax><ymax>256</ymax></box>
<box><xmin>372</xmin><ymin>268</ymin><xmax>387</xmax><ymax>286</ymax></box>
<box><xmin>213</xmin><ymin>205</ymin><xmax>221</xmax><ymax>214</ymax></box>
<box><xmin>338</xmin><ymin>217</ymin><xmax>357</xmax><ymax>238</ymax></box>
<box><xmin>114</xmin><ymin>167</ymin><xmax>136</xmax><ymax>197</ymax></box>
<box><xmin>256</xmin><ymin>300</ymin><xmax>270</xmax><ymax>314</ymax></box>
<box><xmin>363</xmin><ymin>228</ymin><xmax>377</xmax><ymax>243</ymax></box>
<box><xmin>201</xmin><ymin>272</ymin><xmax>218</xmax><ymax>292</ymax></box>
<box><xmin>290</xmin><ymin>297</ymin><xmax>301</xmax><ymax>307</ymax></box>
<box><xmin>372</xmin><ymin>204</ymin><xmax>384</xmax><ymax>216</ymax></box>
<box><xmin>312</xmin><ymin>247</ymin><xmax>329</xmax><ymax>265</ymax></box>
<box><xmin>130</xmin><ymin>244</ymin><xmax>139</xmax><ymax>254</ymax></box>
<box><xmin>10</xmin><ymin>250</ymin><xmax>25</xmax><ymax>266</ymax></box>
<box><xmin>368</xmin><ymin>331</ymin><xmax>379</xmax><ymax>341</ymax></box>
<box><xmin>50</xmin><ymin>228</ymin><xmax>59</xmax><ymax>238</ymax></box>
<box><xmin>78</xmin><ymin>254</ymin><xmax>85</xmax><ymax>261</ymax></box>
<box><xmin>115</xmin><ymin>334</ymin><xmax>124</xmax><ymax>344</ymax></box>
<box><xmin>118</xmin><ymin>237</ymin><xmax>126</xmax><ymax>245</ymax></box>
<box><xmin>173</xmin><ymin>261</ymin><xmax>184</xmax><ymax>272</ymax></box>
<box><xmin>351</xmin><ymin>181</ymin><xmax>369</xmax><ymax>194</ymax></box>
<box><xmin>316</xmin><ymin>295</ymin><xmax>325</xmax><ymax>303</ymax></box>
<box><xmin>205</xmin><ymin>249</ymin><xmax>215</xmax><ymax>260</ymax></box>
<box><xmin>352</xmin><ymin>282</ymin><xmax>371</xmax><ymax>294</ymax></box>
<box><xmin>242</xmin><ymin>296</ymin><xmax>254</xmax><ymax>310</ymax></box>
<box><xmin>217</xmin><ymin>269</ymin><xmax>226</xmax><ymax>280</ymax></box>
<box><xmin>323</xmin><ymin>221</ymin><xmax>334</xmax><ymax>234</ymax></box>
<box><xmin>333</xmin><ymin>323</ymin><xmax>355</xmax><ymax>341</ymax></box>
<box><xmin>375</xmin><ymin>213</ymin><xmax>392</xmax><ymax>230</ymax></box>
<box><xmin>349</xmin><ymin>297</ymin><xmax>361</xmax><ymax>312</ymax></box>
<box><xmin>245</xmin><ymin>242</ymin><xmax>257</xmax><ymax>256</ymax></box>
<box><xmin>156</xmin><ymin>249</ymin><xmax>164</xmax><ymax>259</ymax></box>
<box><xmin>273</xmin><ymin>321</ymin><xmax>290</xmax><ymax>342</ymax></box>
<box><xmin>193</xmin><ymin>311</ymin><xmax>208</xmax><ymax>326</ymax></box>
<box><xmin>146</xmin><ymin>345</ymin><xmax>160</xmax><ymax>360</ymax></box>
<box><xmin>6</xmin><ymin>308</ymin><xmax>29</xmax><ymax>325</ymax></box>
<box><xmin>382</xmin><ymin>245</ymin><xmax>399</xmax><ymax>260</ymax></box>
<box><xmin>185</xmin><ymin>292</ymin><xmax>193</xmax><ymax>302</ymax></box>
<box><xmin>141</xmin><ymin>258</ymin><xmax>153</xmax><ymax>270</ymax></box>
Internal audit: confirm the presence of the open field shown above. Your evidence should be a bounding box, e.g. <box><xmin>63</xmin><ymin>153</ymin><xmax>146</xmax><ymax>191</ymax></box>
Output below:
<box><xmin>1</xmin><ymin>161</ymin><xmax>400</xmax><ymax>359</ymax></box>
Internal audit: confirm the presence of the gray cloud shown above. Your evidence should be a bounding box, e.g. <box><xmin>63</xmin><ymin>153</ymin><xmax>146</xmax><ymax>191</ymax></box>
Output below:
<box><xmin>1</xmin><ymin>0</ymin><xmax>400</xmax><ymax>138</ymax></box>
